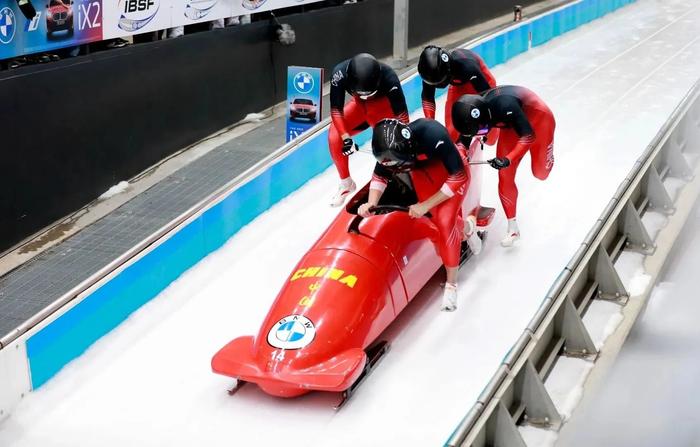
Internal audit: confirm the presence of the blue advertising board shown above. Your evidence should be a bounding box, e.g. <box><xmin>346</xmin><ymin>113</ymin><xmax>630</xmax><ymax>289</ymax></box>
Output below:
<box><xmin>0</xmin><ymin>0</ymin><xmax>103</xmax><ymax>60</ymax></box>
<box><xmin>286</xmin><ymin>66</ymin><xmax>323</xmax><ymax>143</ymax></box>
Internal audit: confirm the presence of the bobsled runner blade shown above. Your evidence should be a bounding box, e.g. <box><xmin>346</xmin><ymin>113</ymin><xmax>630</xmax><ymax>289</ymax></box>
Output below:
<box><xmin>459</xmin><ymin>241</ymin><xmax>473</xmax><ymax>267</ymax></box>
<box><xmin>459</xmin><ymin>231</ymin><xmax>487</xmax><ymax>267</ymax></box>
<box><xmin>334</xmin><ymin>340</ymin><xmax>390</xmax><ymax>411</ymax></box>
<box><xmin>227</xmin><ymin>379</ymin><xmax>247</xmax><ymax>396</ymax></box>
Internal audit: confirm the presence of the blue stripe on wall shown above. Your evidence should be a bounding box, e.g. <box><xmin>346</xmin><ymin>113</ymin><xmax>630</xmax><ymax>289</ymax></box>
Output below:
<box><xmin>26</xmin><ymin>0</ymin><xmax>637</xmax><ymax>389</ymax></box>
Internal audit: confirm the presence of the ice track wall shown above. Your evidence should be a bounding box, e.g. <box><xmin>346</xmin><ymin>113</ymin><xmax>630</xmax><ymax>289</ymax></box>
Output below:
<box><xmin>0</xmin><ymin>0</ymin><xmax>636</xmax><ymax>422</ymax></box>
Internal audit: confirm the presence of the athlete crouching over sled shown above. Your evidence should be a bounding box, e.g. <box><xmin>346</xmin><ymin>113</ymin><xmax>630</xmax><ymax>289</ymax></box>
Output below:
<box><xmin>452</xmin><ymin>86</ymin><xmax>556</xmax><ymax>247</ymax></box>
<box><xmin>357</xmin><ymin>118</ymin><xmax>481</xmax><ymax>312</ymax></box>
<box><xmin>328</xmin><ymin>53</ymin><xmax>410</xmax><ymax>207</ymax></box>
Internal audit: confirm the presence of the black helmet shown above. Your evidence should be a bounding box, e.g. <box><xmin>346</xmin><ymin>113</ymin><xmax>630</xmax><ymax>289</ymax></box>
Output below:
<box><xmin>452</xmin><ymin>95</ymin><xmax>491</xmax><ymax>137</ymax></box>
<box><xmin>418</xmin><ymin>45</ymin><xmax>451</xmax><ymax>86</ymax></box>
<box><xmin>347</xmin><ymin>53</ymin><xmax>381</xmax><ymax>97</ymax></box>
<box><xmin>372</xmin><ymin>119</ymin><xmax>417</xmax><ymax>171</ymax></box>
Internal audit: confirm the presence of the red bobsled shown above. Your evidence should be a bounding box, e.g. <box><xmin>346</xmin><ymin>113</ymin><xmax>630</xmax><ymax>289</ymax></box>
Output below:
<box><xmin>211</xmin><ymin>140</ymin><xmax>494</xmax><ymax>402</ymax></box>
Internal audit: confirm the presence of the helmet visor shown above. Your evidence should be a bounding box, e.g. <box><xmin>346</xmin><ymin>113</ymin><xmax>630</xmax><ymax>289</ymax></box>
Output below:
<box><xmin>460</xmin><ymin>122</ymin><xmax>491</xmax><ymax>137</ymax></box>
<box><xmin>475</xmin><ymin>124</ymin><xmax>491</xmax><ymax>136</ymax></box>
<box><xmin>422</xmin><ymin>74</ymin><xmax>449</xmax><ymax>87</ymax></box>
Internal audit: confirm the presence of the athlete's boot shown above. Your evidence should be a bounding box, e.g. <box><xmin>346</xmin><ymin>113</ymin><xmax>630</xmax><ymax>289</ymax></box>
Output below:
<box><xmin>330</xmin><ymin>178</ymin><xmax>356</xmax><ymax>207</ymax></box>
<box><xmin>441</xmin><ymin>282</ymin><xmax>458</xmax><ymax>312</ymax></box>
<box><xmin>464</xmin><ymin>215</ymin><xmax>482</xmax><ymax>255</ymax></box>
<box><xmin>501</xmin><ymin>218</ymin><xmax>521</xmax><ymax>247</ymax></box>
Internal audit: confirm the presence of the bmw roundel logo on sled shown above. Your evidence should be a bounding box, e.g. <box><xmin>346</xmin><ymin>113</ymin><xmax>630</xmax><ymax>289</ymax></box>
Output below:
<box><xmin>242</xmin><ymin>0</ymin><xmax>267</xmax><ymax>10</ymax></box>
<box><xmin>267</xmin><ymin>315</ymin><xmax>316</xmax><ymax>349</ymax></box>
<box><xmin>118</xmin><ymin>0</ymin><xmax>161</xmax><ymax>32</ymax></box>
<box><xmin>293</xmin><ymin>71</ymin><xmax>315</xmax><ymax>94</ymax></box>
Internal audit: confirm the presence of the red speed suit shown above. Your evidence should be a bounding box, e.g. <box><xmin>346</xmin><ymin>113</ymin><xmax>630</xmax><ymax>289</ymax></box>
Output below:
<box><xmin>371</xmin><ymin>119</ymin><xmax>469</xmax><ymax>268</ymax></box>
<box><xmin>329</xmin><ymin>59</ymin><xmax>409</xmax><ymax>179</ymax></box>
<box><xmin>421</xmin><ymin>48</ymin><xmax>497</xmax><ymax>142</ymax></box>
<box><xmin>482</xmin><ymin>86</ymin><xmax>556</xmax><ymax>219</ymax></box>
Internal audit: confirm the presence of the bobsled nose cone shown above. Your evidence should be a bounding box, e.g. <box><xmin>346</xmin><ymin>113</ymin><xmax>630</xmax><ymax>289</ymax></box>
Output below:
<box><xmin>211</xmin><ymin>336</ymin><xmax>261</xmax><ymax>378</ymax></box>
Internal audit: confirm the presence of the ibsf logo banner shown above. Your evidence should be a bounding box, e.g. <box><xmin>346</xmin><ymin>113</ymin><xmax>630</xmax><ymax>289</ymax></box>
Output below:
<box><xmin>118</xmin><ymin>0</ymin><xmax>160</xmax><ymax>32</ymax></box>
<box><xmin>286</xmin><ymin>66</ymin><xmax>323</xmax><ymax>143</ymax></box>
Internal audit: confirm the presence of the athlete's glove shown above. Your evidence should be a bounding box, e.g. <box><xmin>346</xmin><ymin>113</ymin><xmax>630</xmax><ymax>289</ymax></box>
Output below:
<box><xmin>488</xmin><ymin>157</ymin><xmax>510</xmax><ymax>170</ymax></box>
<box><xmin>342</xmin><ymin>138</ymin><xmax>358</xmax><ymax>156</ymax></box>
<box><xmin>358</xmin><ymin>203</ymin><xmax>375</xmax><ymax>218</ymax></box>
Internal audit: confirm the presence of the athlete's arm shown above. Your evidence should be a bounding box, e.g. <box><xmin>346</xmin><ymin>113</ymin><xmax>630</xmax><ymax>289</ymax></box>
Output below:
<box><xmin>421</xmin><ymin>81</ymin><xmax>437</xmax><ymax>119</ymax></box>
<box><xmin>434</xmin><ymin>133</ymin><xmax>469</xmax><ymax>197</ymax></box>
<box><xmin>359</xmin><ymin>163</ymin><xmax>391</xmax><ymax>217</ymax></box>
<box><xmin>330</xmin><ymin>63</ymin><xmax>350</xmax><ymax>138</ymax></box>
<box><xmin>410</xmin><ymin>126</ymin><xmax>468</xmax><ymax>218</ymax></box>
<box><xmin>468</xmin><ymin>70</ymin><xmax>492</xmax><ymax>93</ymax></box>
<box><xmin>504</xmin><ymin>108</ymin><xmax>535</xmax><ymax>161</ymax></box>
<box><xmin>383</xmin><ymin>69</ymin><xmax>410</xmax><ymax>123</ymax></box>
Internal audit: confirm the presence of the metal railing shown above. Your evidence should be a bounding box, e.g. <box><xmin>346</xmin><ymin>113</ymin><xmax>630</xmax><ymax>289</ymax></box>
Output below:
<box><xmin>446</xmin><ymin>80</ymin><xmax>700</xmax><ymax>447</ymax></box>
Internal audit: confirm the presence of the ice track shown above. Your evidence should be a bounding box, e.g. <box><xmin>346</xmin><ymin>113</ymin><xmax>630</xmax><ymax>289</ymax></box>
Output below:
<box><xmin>2</xmin><ymin>1</ymin><xmax>700</xmax><ymax>446</ymax></box>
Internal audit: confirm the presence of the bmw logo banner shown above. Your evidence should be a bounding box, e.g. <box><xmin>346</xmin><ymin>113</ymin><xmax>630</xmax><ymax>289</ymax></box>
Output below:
<box><xmin>0</xmin><ymin>0</ymin><xmax>104</xmax><ymax>61</ymax></box>
<box><xmin>286</xmin><ymin>66</ymin><xmax>324</xmax><ymax>143</ymax></box>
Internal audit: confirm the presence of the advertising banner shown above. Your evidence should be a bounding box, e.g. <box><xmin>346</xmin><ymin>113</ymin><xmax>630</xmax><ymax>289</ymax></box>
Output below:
<box><xmin>171</xmin><ymin>0</ymin><xmax>234</xmax><ymax>26</ymax></box>
<box><xmin>286</xmin><ymin>65</ymin><xmax>323</xmax><ymax>143</ymax></box>
<box><xmin>103</xmin><ymin>0</ymin><xmax>326</xmax><ymax>38</ymax></box>
<box><xmin>0</xmin><ymin>0</ymin><xmax>103</xmax><ymax>60</ymax></box>
<box><xmin>102</xmin><ymin>0</ymin><xmax>172</xmax><ymax>39</ymax></box>
<box><xmin>0</xmin><ymin>0</ymin><xmax>326</xmax><ymax>58</ymax></box>
<box><xmin>230</xmin><ymin>0</ymin><xmax>323</xmax><ymax>16</ymax></box>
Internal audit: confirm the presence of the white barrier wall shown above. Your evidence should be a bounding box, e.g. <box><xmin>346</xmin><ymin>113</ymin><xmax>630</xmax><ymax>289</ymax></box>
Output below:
<box><xmin>0</xmin><ymin>338</ymin><xmax>31</xmax><ymax>422</ymax></box>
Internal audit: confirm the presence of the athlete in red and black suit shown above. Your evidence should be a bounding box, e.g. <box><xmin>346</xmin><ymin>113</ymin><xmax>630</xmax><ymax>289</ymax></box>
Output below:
<box><xmin>418</xmin><ymin>45</ymin><xmax>497</xmax><ymax>142</ymax></box>
<box><xmin>452</xmin><ymin>86</ymin><xmax>556</xmax><ymax>247</ymax></box>
<box><xmin>328</xmin><ymin>53</ymin><xmax>410</xmax><ymax>207</ymax></box>
<box><xmin>358</xmin><ymin>118</ymin><xmax>481</xmax><ymax>312</ymax></box>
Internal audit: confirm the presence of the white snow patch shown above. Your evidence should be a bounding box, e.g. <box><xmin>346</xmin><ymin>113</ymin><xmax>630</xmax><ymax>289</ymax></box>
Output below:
<box><xmin>519</xmin><ymin>425</ymin><xmax>559</xmax><ymax>447</ymax></box>
<box><xmin>241</xmin><ymin>112</ymin><xmax>267</xmax><ymax>123</ymax></box>
<box><xmin>614</xmin><ymin>251</ymin><xmax>651</xmax><ymax>296</ymax></box>
<box><xmin>582</xmin><ymin>300</ymin><xmax>624</xmax><ymax>350</ymax></box>
<box><xmin>628</xmin><ymin>271</ymin><xmax>652</xmax><ymax>296</ymax></box>
<box><xmin>641</xmin><ymin>210</ymin><xmax>668</xmax><ymax>241</ymax></box>
<box><xmin>98</xmin><ymin>181</ymin><xmax>129</xmax><ymax>200</ymax></box>
<box><xmin>663</xmin><ymin>176</ymin><xmax>686</xmax><ymax>201</ymax></box>
<box><xmin>544</xmin><ymin>357</ymin><xmax>594</xmax><ymax>420</ymax></box>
